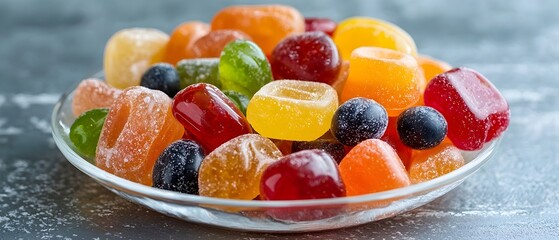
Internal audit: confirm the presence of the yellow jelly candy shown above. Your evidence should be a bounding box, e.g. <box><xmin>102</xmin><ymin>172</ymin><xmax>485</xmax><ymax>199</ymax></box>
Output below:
<box><xmin>341</xmin><ymin>47</ymin><xmax>420</xmax><ymax>116</ymax></box>
<box><xmin>247</xmin><ymin>80</ymin><xmax>338</xmax><ymax>141</ymax></box>
<box><xmin>103</xmin><ymin>28</ymin><xmax>169</xmax><ymax>89</ymax></box>
<box><xmin>333</xmin><ymin>17</ymin><xmax>417</xmax><ymax>60</ymax></box>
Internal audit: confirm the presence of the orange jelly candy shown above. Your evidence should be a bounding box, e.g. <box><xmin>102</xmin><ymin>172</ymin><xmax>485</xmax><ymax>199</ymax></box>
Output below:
<box><xmin>96</xmin><ymin>87</ymin><xmax>184</xmax><ymax>185</ymax></box>
<box><xmin>163</xmin><ymin>21</ymin><xmax>210</xmax><ymax>64</ymax></box>
<box><xmin>72</xmin><ymin>79</ymin><xmax>121</xmax><ymax>116</ymax></box>
<box><xmin>381</xmin><ymin>117</ymin><xmax>413</xmax><ymax>169</ymax></box>
<box><xmin>408</xmin><ymin>143</ymin><xmax>465</xmax><ymax>184</ymax></box>
<box><xmin>341</xmin><ymin>47</ymin><xmax>421</xmax><ymax>116</ymax></box>
<box><xmin>190</xmin><ymin>30</ymin><xmax>252</xmax><ymax>58</ymax></box>
<box><xmin>339</xmin><ymin>139</ymin><xmax>410</xmax><ymax>196</ymax></box>
<box><xmin>211</xmin><ymin>5</ymin><xmax>305</xmax><ymax>55</ymax></box>
<box><xmin>417</xmin><ymin>54</ymin><xmax>452</xmax><ymax>82</ymax></box>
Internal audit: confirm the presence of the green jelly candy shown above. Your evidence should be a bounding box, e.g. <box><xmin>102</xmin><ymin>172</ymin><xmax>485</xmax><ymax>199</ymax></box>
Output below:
<box><xmin>176</xmin><ymin>58</ymin><xmax>220</xmax><ymax>89</ymax></box>
<box><xmin>219</xmin><ymin>40</ymin><xmax>272</xmax><ymax>98</ymax></box>
<box><xmin>223</xmin><ymin>90</ymin><xmax>250</xmax><ymax>115</ymax></box>
<box><xmin>69</xmin><ymin>108</ymin><xmax>109</xmax><ymax>161</ymax></box>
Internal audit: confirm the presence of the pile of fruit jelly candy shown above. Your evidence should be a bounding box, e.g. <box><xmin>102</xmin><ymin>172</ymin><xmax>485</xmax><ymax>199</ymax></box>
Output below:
<box><xmin>69</xmin><ymin>4</ymin><xmax>510</xmax><ymax>204</ymax></box>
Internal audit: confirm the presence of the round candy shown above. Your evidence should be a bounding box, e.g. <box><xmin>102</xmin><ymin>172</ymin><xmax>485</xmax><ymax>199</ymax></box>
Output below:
<box><xmin>152</xmin><ymin>140</ymin><xmax>205</xmax><ymax>194</ymax></box>
<box><xmin>291</xmin><ymin>139</ymin><xmax>346</xmax><ymax>164</ymax></box>
<box><xmin>397</xmin><ymin>106</ymin><xmax>448</xmax><ymax>150</ymax></box>
<box><xmin>69</xmin><ymin>108</ymin><xmax>108</xmax><ymax>161</ymax></box>
<box><xmin>271</xmin><ymin>31</ymin><xmax>341</xmax><ymax>85</ymax></box>
<box><xmin>331</xmin><ymin>97</ymin><xmax>388</xmax><ymax>146</ymax></box>
<box><xmin>260</xmin><ymin>149</ymin><xmax>346</xmax><ymax>201</ymax></box>
<box><xmin>140</xmin><ymin>63</ymin><xmax>180</xmax><ymax>98</ymax></box>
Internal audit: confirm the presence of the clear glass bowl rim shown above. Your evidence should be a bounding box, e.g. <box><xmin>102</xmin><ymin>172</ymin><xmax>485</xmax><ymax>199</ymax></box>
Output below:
<box><xmin>51</xmin><ymin>77</ymin><xmax>500</xmax><ymax>209</ymax></box>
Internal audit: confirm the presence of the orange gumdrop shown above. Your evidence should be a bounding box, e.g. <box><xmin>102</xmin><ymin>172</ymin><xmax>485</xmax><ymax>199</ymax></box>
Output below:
<box><xmin>417</xmin><ymin>54</ymin><xmax>452</xmax><ymax>82</ymax></box>
<box><xmin>163</xmin><ymin>21</ymin><xmax>210</xmax><ymax>65</ymax></box>
<box><xmin>96</xmin><ymin>86</ymin><xmax>184</xmax><ymax>186</ymax></box>
<box><xmin>72</xmin><ymin>79</ymin><xmax>122</xmax><ymax>116</ymax></box>
<box><xmin>341</xmin><ymin>47</ymin><xmax>420</xmax><ymax>117</ymax></box>
<box><xmin>408</xmin><ymin>143</ymin><xmax>464</xmax><ymax>184</ymax></box>
<box><xmin>211</xmin><ymin>5</ymin><xmax>305</xmax><ymax>55</ymax></box>
<box><xmin>331</xmin><ymin>60</ymin><xmax>350</xmax><ymax>102</ymax></box>
<box><xmin>190</xmin><ymin>30</ymin><xmax>252</xmax><ymax>58</ymax></box>
<box><xmin>381</xmin><ymin>117</ymin><xmax>413</xmax><ymax>169</ymax></box>
<box><xmin>339</xmin><ymin>139</ymin><xmax>410</xmax><ymax>196</ymax></box>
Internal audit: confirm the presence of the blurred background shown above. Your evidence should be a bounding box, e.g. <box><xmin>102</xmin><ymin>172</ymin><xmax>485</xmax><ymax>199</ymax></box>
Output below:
<box><xmin>1</xmin><ymin>0</ymin><xmax>558</xmax><ymax>239</ymax></box>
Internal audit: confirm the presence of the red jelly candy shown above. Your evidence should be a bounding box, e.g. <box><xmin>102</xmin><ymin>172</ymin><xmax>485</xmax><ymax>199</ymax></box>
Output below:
<box><xmin>172</xmin><ymin>83</ymin><xmax>252</xmax><ymax>152</ymax></box>
<box><xmin>260</xmin><ymin>149</ymin><xmax>346</xmax><ymax>200</ymax></box>
<box><xmin>271</xmin><ymin>31</ymin><xmax>341</xmax><ymax>85</ymax></box>
<box><xmin>304</xmin><ymin>18</ymin><xmax>337</xmax><ymax>37</ymax></box>
<box><xmin>424</xmin><ymin>67</ymin><xmax>510</xmax><ymax>150</ymax></box>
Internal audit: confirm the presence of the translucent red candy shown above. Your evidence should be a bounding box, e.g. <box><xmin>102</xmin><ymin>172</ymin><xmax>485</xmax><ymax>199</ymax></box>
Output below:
<box><xmin>424</xmin><ymin>67</ymin><xmax>510</xmax><ymax>150</ymax></box>
<box><xmin>172</xmin><ymin>83</ymin><xmax>252</xmax><ymax>152</ymax></box>
<box><xmin>270</xmin><ymin>31</ymin><xmax>341</xmax><ymax>85</ymax></box>
<box><xmin>304</xmin><ymin>18</ymin><xmax>337</xmax><ymax>37</ymax></box>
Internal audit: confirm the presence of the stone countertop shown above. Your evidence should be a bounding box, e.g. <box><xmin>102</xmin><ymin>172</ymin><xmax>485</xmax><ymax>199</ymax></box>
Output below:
<box><xmin>1</xmin><ymin>0</ymin><xmax>558</xmax><ymax>239</ymax></box>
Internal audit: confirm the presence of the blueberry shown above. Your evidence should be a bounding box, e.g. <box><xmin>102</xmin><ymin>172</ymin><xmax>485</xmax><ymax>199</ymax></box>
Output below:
<box><xmin>292</xmin><ymin>139</ymin><xmax>346</xmax><ymax>164</ymax></box>
<box><xmin>397</xmin><ymin>106</ymin><xmax>447</xmax><ymax>150</ymax></box>
<box><xmin>331</xmin><ymin>97</ymin><xmax>388</xmax><ymax>146</ymax></box>
<box><xmin>152</xmin><ymin>140</ymin><xmax>205</xmax><ymax>194</ymax></box>
<box><xmin>140</xmin><ymin>63</ymin><xmax>180</xmax><ymax>97</ymax></box>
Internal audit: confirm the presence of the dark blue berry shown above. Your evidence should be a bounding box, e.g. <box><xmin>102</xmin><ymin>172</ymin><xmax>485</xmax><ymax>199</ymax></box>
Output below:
<box><xmin>292</xmin><ymin>139</ymin><xmax>346</xmax><ymax>164</ymax></box>
<box><xmin>397</xmin><ymin>106</ymin><xmax>447</xmax><ymax>150</ymax></box>
<box><xmin>140</xmin><ymin>63</ymin><xmax>180</xmax><ymax>97</ymax></box>
<box><xmin>152</xmin><ymin>139</ymin><xmax>205</xmax><ymax>194</ymax></box>
<box><xmin>331</xmin><ymin>97</ymin><xmax>388</xmax><ymax>146</ymax></box>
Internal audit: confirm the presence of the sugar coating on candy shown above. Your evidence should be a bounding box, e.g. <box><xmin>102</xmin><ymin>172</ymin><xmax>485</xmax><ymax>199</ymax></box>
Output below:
<box><xmin>409</xmin><ymin>143</ymin><xmax>464</xmax><ymax>184</ymax></box>
<box><xmin>198</xmin><ymin>134</ymin><xmax>282</xmax><ymax>200</ymax></box>
<box><xmin>104</xmin><ymin>28</ymin><xmax>169</xmax><ymax>89</ymax></box>
<box><xmin>331</xmin><ymin>97</ymin><xmax>388</xmax><ymax>146</ymax></box>
<box><xmin>339</xmin><ymin>139</ymin><xmax>410</xmax><ymax>196</ymax></box>
<box><xmin>96</xmin><ymin>86</ymin><xmax>184</xmax><ymax>186</ymax></box>
<box><xmin>72</xmin><ymin>79</ymin><xmax>121</xmax><ymax>116</ymax></box>
<box><xmin>397</xmin><ymin>106</ymin><xmax>447</xmax><ymax>150</ymax></box>
<box><xmin>152</xmin><ymin>139</ymin><xmax>205</xmax><ymax>194</ymax></box>
<box><xmin>271</xmin><ymin>31</ymin><xmax>341</xmax><ymax>85</ymax></box>
<box><xmin>176</xmin><ymin>58</ymin><xmax>221</xmax><ymax>89</ymax></box>
<box><xmin>211</xmin><ymin>5</ymin><xmax>305</xmax><ymax>55</ymax></box>
<box><xmin>247</xmin><ymin>80</ymin><xmax>338</xmax><ymax>141</ymax></box>
<box><xmin>424</xmin><ymin>67</ymin><xmax>510</xmax><ymax>150</ymax></box>
<box><xmin>191</xmin><ymin>30</ymin><xmax>252</xmax><ymax>58</ymax></box>
<box><xmin>333</xmin><ymin>17</ymin><xmax>417</xmax><ymax>60</ymax></box>
<box><xmin>163</xmin><ymin>21</ymin><xmax>210</xmax><ymax>64</ymax></box>
<box><xmin>341</xmin><ymin>47</ymin><xmax>420</xmax><ymax>117</ymax></box>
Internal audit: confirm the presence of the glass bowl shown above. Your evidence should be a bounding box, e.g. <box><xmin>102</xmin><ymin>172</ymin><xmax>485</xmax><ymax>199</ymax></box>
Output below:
<box><xmin>51</xmin><ymin>79</ymin><xmax>501</xmax><ymax>233</ymax></box>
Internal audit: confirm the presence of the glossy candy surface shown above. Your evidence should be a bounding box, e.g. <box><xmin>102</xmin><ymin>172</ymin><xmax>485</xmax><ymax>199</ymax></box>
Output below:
<box><xmin>219</xmin><ymin>40</ymin><xmax>273</xmax><ymax>98</ymax></box>
<box><xmin>305</xmin><ymin>18</ymin><xmax>337</xmax><ymax>36</ymax></box>
<box><xmin>397</xmin><ymin>106</ymin><xmax>447</xmax><ymax>150</ymax></box>
<box><xmin>211</xmin><ymin>5</ymin><xmax>305</xmax><ymax>55</ymax></box>
<box><xmin>333</xmin><ymin>17</ymin><xmax>417</xmax><ymax>60</ymax></box>
<box><xmin>140</xmin><ymin>63</ymin><xmax>180</xmax><ymax>97</ymax></box>
<box><xmin>222</xmin><ymin>90</ymin><xmax>250</xmax><ymax>115</ymax></box>
<box><xmin>176</xmin><ymin>58</ymin><xmax>221</xmax><ymax>89</ymax></box>
<box><xmin>271</xmin><ymin>31</ymin><xmax>341</xmax><ymax>85</ymax></box>
<box><xmin>247</xmin><ymin>80</ymin><xmax>338</xmax><ymax>141</ymax></box>
<box><xmin>339</xmin><ymin>139</ymin><xmax>410</xmax><ymax>196</ymax></box>
<box><xmin>163</xmin><ymin>22</ymin><xmax>210</xmax><ymax>64</ymax></box>
<box><xmin>408</xmin><ymin>143</ymin><xmax>464</xmax><ymax>184</ymax></box>
<box><xmin>191</xmin><ymin>30</ymin><xmax>251</xmax><ymax>58</ymax></box>
<box><xmin>260</xmin><ymin>150</ymin><xmax>346</xmax><ymax>200</ymax></box>
<box><xmin>341</xmin><ymin>47</ymin><xmax>420</xmax><ymax>116</ymax></box>
<box><xmin>152</xmin><ymin>140</ymin><xmax>205</xmax><ymax>194</ymax></box>
<box><xmin>291</xmin><ymin>139</ymin><xmax>346</xmax><ymax>164</ymax></box>
<box><xmin>69</xmin><ymin>108</ymin><xmax>108</xmax><ymax>160</ymax></box>
<box><xmin>424</xmin><ymin>67</ymin><xmax>510</xmax><ymax>150</ymax></box>
<box><xmin>172</xmin><ymin>83</ymin><xmax>252</xmax><ymax>152</ymax></box>
<box><xmin>96</xmin><ymin>87</ymin><xmax>184</xmax><ymax>186</ymax></box>
<box><xmin>331</xmin><ymin>97</ymin><xmax>388</xmax><ymax>146</ymax></box>
<box><xmin>104</xmin><ymin>28</ymin><xmax>169</xmax><ymax>89</ymax></box>
<box><xmin>198</xmin><ymin>134</ymin><xmax>282</xmax><ymax>199</ymax></box>
<box><xmin>72</xmin><ymin>79</ymin><xmax>121</xmax><ymax>117</ymax></box>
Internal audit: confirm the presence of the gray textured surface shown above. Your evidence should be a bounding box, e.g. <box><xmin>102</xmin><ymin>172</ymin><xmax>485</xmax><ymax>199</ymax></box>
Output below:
<box><xmin>1</xmin><ymin>0</ymin><xmax>558</xmax><ymax>239</ymax></box>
